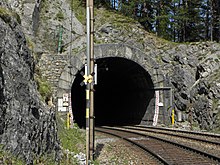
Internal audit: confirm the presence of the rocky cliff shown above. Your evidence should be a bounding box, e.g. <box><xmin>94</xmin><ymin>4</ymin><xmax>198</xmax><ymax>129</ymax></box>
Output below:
<box><xmin>0</xmin><ymin>2</ymin><xmax>59</xmax><ymax>164</ymax></box>
<box><xmin>161</xmin><ymin>43</ymin><xmax>220</xmax><ymax>130</ymax></box>
<box><xmin>5</xmin><ymin>0</ymin><xmax>85</xmax><ymax>54</ymax></box>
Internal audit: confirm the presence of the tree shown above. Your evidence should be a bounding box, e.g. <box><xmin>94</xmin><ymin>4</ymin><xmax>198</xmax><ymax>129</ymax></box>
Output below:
<box><xmin>154</xmin><ymin>0</ymin><xmax>173</xmax><ymax>40</ymax></box>
<box><xmin>92</xmin><ymin>0</ymin><xmax>220</xmax><ymax>43</ymax></box>
<box><xmin>187</xmin><ymin>0</ymin><xmax>204</xmax><ymax>41</ymax></box>
<box><xmin>212</xmin><ymin>0</ymin><xmax>220</xmax><ymax>42</ymax></box>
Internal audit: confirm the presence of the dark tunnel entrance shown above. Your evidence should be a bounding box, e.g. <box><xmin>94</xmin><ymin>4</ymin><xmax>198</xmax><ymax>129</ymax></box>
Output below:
<box><xmin>71</xmin><ymin>57</ymin><xmax>154</xmax><ymax>128</ymax></box>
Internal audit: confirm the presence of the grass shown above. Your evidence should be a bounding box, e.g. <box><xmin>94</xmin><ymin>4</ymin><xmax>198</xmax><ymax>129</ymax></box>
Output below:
<box><xmin>0</xmin><ymin>145</ymin><xmax>24</xmax><ymax>165</ymax></box>
<box><xmin>0</xmin><ymin>112</ymin><xmax>86</xmax><ymax>165</ymax></box>
<box><xmin>35</xmin><ymin>76</ymin><xmax>52</xmax><ymax>102</ymax></box>
<box><xmin>0</xmin><ymin>7</ymin><xmax>21</xmax><ymax>24</ymax></box>
<box><xmin>55</xmin><ymin>112</ymin><xmax>86</xmax><ymax>164</ymax></box>
<box><xmin>71</xmin><ymin>0</ymin><xmax>86</xmax><ymax>24</ymax></box>
<box><xmin>56</xmin><ymin>113</ymin><xmax>86</xmax><ymax>153</ymax></box>
<box><xmin>56</xmin><ymin>10</ymin><xmax>65</xmax><ymax>21</ymax></box>
<box><xmin>71</xmin><ymin>0</ymin><xmax>137</xmax><ymax>27</ymax></box>
<box><xmin>0</xmin><ymin>7</ymin><xmax>11</xmax><ymax>23</ymax></box>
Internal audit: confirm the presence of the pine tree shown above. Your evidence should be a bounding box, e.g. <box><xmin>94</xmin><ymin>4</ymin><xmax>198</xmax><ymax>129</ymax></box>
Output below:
<box><xmin>156</xmin><ymin>0</ymin><xmax>172</xmax><ymax>40</ymax></box>
<box><xmin>137</xmin><ymin>0</ymin><xmax>155</xmax><ymax>31</ymax></box>
<box><xmin>212</xmin><ymin>0</ymin><xmax>220</xmax><ymax>42</ymax></box>
<box><xmin>92</xmin><ymin>0</ymin><xmax>220</xmax><ymax>43</ymax></box>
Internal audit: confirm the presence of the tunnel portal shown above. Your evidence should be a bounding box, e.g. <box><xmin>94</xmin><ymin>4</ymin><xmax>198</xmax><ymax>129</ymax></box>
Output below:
<box><xmin>71</xmin><ymin>57</ymin><xmax>155</xmax><ymax>128</ymax></box>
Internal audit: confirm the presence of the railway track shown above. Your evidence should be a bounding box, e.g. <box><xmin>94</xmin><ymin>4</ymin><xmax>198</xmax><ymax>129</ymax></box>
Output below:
<box><xmin>128</xmin><ymin>125</ymin><xmax>220</xmax><ymax>145</ymax></box>
<box><xmin>96</xmin><ymin>126</ymin><xmax>220</xmax><ymax>165</ymax></box>
<box><xmin>122</xmin><ymin>125</ymin><xmax>220</xmax><ymax>157</ymax></box>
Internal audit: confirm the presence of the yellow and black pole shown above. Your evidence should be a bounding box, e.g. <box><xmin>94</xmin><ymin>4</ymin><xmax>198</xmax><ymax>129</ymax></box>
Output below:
<box><xmin>67</xmin><ymin>112</ymin><xmax>70</xmax><ymax>129</ymax></box>
<box><xmin>85</xmin><ymin>0</ymin><xmax>94</xmax><ymax>164</ymax></box>
<box><xmin>89</xmin><ymin>0</ymin><xmax>95</xmax><ymax>161</ymax></box>
<box><xmin>172</xmin><ymin>109</ymin><xmax>175</xmax><ymax>125</ymax></box>
<box><xmin>86</xmin><ymin>0</ymin><xmax>91</xmax><ymax>162</ymax></box>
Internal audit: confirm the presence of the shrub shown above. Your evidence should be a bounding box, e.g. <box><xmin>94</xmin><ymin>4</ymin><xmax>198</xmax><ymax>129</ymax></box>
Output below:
<box><xmin>35</xmin><ymin>76</ymin><xmax>52</xmax><ymax>102</ymax></box>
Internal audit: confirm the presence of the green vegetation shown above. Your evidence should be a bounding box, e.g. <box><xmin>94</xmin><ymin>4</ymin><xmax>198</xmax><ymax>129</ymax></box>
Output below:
<box><xmin>71</xmin><ymin>0</ymin><xmax>86</xmax><ymax>24</ymax></box>
<box><xmin>41</xmin><ymin>0</ymin><xmax>49</xmax><ymax>13</ymax></box>
<box><xmin>32</xmin><ymin>113</ymin><xmax>86</xmax><ymax>164</ymax></box>
<box><xmin>57</xmin><ymin>113</ymin><xmax>85</xmax><ymax>153</ymax></box>
<box><xmin>56</xmin><ymin>113</ymin><xmax>86</xmax><ymax>164</ymax></box>
<box><xmin>32</xmin><ymin>153</ymin><xmax>57</xmax><ymax>165</ymax></box>
<box><xmin>26</xmin><ymin>36</ymin><xmax>35</xmax><ymax>51</ymax></box>
<box><xmin>0</xmin><ymin>7</ymin><xmax>21</xmax><ymax>24</ymax></box>
<box><xmin>94</xmin><ymin>0</ymin><xmax>220</xmax><ymax>43</ymax></box>
<box><xmin>0</xmin><ymin>114</ymin><xmax>86</xmax><ymax>164</ymax></box>
<box><xmin>35</xmin><ymin>75</ymin><xmax>52</xmax><ymax>102</ymax></box>
<box><xmin>97</xmin><ymin>8</ymin><xmax>137</xmax><ymax>28</ymax></box>
<box><xmin>71</xmin><ymin>0</ymin><xmax>136</xmax><ymax>25</ymax></box>
<box><xmin>70</xmin><ymin>0</ymin><xmax>174</xmax><ymax>47</ymax></box>
<box><xmin>212</xmin><ymin>99</ymin><xmax>219</xmax><ymax>110</ymax></box>
<box><xmin>0</xmin><ymin>113</ymin><xmax>86</xmax><ymax>165</ymax></box>
<box><xmin>0</xmin><ymin>7</ymin><xmax>12</xmax><ymax>23</ymax></box>
<box><xmin>211</xmin><ymin>99</ymin><xmax>220</xmax><ymax>133</ymax></box>
<box><xmin>56</xmin><ymin>11</ymin><xmax>65</xmax><ymax>21</ymax></box>
<box><xmin>0</xmin><ymin>148</ymin><xmax>57</xmax><ymax>165</ymax></box>
<box><xmin>0</xmin><ymin>145</ymin><xmax>24</xmax><ymax>165</ymax></box>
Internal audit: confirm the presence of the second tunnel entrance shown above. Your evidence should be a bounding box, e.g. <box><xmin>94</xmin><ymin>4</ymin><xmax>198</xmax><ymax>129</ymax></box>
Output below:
<box><xmin>71</xmin><ymin>57</ymin><xmax>155</xmax><ymax>128</ymax></box>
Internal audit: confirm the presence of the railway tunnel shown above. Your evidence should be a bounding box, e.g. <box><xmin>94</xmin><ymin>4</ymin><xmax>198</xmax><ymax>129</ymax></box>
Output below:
<box><xmin>71</xmin><ymin>57</ymin><xmax>155</xmax><ymax>128</ymax></box>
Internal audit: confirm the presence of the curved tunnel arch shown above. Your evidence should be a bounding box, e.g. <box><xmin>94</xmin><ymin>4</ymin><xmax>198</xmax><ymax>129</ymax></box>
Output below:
<box><xmin>71</xmin><ymin>57</ymin><xmax>155</xmax><ymax>128</ymax></box>
<box><xmin>58</xmin><ymin>44</ymin><xmax>167</xmax><ymax>128</ymax></box>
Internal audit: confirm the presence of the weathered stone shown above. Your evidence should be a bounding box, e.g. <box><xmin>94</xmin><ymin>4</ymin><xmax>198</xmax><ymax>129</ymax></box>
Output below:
<box><xmin>187</xmin><ymin>55</ymin><xmax>198</xmax><ymax>67</ymax></box>
<box><xmin>193</xmin><ymin>96</ymin><xmax>212</xmax><ymax>130</ymax></box>
<box><xmin>100</xmin><ymin>23</ymin><xmax>113</xmax><ymax>34</ymax></box>
<box><xmin>0</xmin><ymin>7</ymin><xmax>59</xmax><ymax>163</ymax></box>
<box><xmin>161</xmin><ymin>54</ymin><xmax>171</xmax><ymax>63</ymax></box>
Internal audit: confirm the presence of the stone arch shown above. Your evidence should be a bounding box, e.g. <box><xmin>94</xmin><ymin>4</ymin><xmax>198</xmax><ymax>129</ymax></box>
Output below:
<box><xmin>57</xmin><ymin>43</ymin><xmax>164</xmax><ymax>97</ymax></box>
<box><xmin>57</xmin><ymin>43</ymin><xmax>169</xmax><ymax>126</ymax></box>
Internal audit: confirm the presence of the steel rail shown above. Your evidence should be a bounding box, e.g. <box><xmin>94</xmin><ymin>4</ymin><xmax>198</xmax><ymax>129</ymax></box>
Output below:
<box><xmin>136</xmin><ymin>125</ymin><xmax>220</xmax><ymax>138</ymax></box>
<box><xmin>100</xmin><ymin>126</ymin><xmax>220</xmax><ymax>163</ymax></box>
<box><xmin>96</xmin><ymin>128</ymin><xmax>169</xmax><ymax>165</ymax></box>
<box><xmin>122</xmin><ymin>126</ymin><xmax>220</xmax><ymax>145</ymax></box>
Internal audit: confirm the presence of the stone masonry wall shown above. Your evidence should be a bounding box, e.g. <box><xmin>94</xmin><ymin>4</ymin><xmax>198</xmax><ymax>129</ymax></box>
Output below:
<box><xmin>37</xmin><ymin>53</ymin><xmax>68</xmax><ymax>94</ymax></box>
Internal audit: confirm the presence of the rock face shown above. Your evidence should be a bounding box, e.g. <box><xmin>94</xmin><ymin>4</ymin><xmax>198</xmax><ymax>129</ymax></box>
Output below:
<box><xmin>0</xmin><ymin>4</ymin><xmax>59</xmax><ymax>164</ymax></box>
<box><xmin>5</xmin><ymin>0</ymin><xmax>85</xmax><ymax>54</ymax></box>
<box><xmin>2</xmin><ymin>0</ymin><xmax>219</xmax><ymax>132</ymax></box>
<box><xmin>162</xmin><ymin>43</ymin><xmax>220</xmax><ymax>130</ymax></box>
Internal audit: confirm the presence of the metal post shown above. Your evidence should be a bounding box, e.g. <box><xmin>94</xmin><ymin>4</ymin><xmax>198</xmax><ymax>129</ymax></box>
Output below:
<box><xmin>89</xmin><ymin>0</ymin><xmax>95</xmax><ymax>160</ymax></box>
<box><xmin>86</xmin><ymin>0</ymin><xmax>91</xmax><ymax>164</ymax></box>
<box><xmin>86</xmin><ymin>0</ymin><xmax>95</xmax><ymax>163</ymax></box>
<box><xmin>68</xmin><ymin>0</ymin><xmax>74</xmax><ymax>129</ymax></box>
<box><xmin>189</xmin><ymin>99</ymin><xmax>193</xmax><ymax>130</ymax></box>
<box><xmin>170</xmin><ymin>88</ymin><xmax>173</xmax><ymax>125</ymax></box>
<box><xmin>67</xmin><ymin>112</ymin><xmax>70</xmax><ymax>129</ymax></box>
<box><xmin>172</xmin><ymin>109</ymin><xmax>175</xmax><ymax>125</ymax></box>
